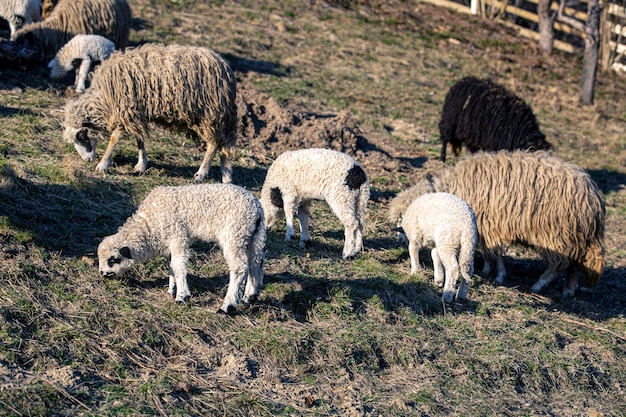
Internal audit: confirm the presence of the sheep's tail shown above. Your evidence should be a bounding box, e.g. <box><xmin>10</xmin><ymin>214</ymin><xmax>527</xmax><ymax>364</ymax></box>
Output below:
<box><xmin>580</xmin><ymin>241</ymin><xmax>605</xmax><ymax>287</ymax></box>
<box><xmin>458</xmin><ymin>228</ymin><xmax>476</xmax><ymax>283</ymax></box>
<box><xmin>357</xmin><ymin>180</ymin><xmax>370</xmax><ymax>235</ymax></box>
<box><xmin>247</xmin><ymin>210</ymin><xmax>267</xmax><ymax>296</ymax></box>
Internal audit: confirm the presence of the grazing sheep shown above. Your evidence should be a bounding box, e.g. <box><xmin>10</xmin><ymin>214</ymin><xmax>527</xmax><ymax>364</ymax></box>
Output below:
<box><xmin>98</xmin><ymin>183</ymin><xmax>266</xmax><ymax>314</ymax></box>
<box><xmin>63</xmin><ymin>43</ymin><xmax>238</xmax><ymax>183</ymax></box>
<box><xmin>260</xmin><ymin>148</ymin><xmax>369</xmax><ymax>258</ymax></box>
<box><xmin>12</xmin><ymin>0</ymin><xmax>130</xmax><ymax>62</ymax></box>
<box><xmin>438</xmin><ymin>76</ymin><xmax>552</xmax><ymax>162</ymax></box>
<box><xmin>389</xmin><ymin>151</ymin><xmax>605</xmax><ymax>297</ymax></box>
<box><xmin>397</xmin><ymin>192</ymin><xmax>478</xmax><ymax>302</ymax></box>
<box><xmin>48</xmin><ymin>34</ymin><xmax>115</xmax><ymax>93</ymax></box>
<box><xmin>0</xmin><ymin>0</ymin><xmax>41</xmax><ymax>40</ymax></box>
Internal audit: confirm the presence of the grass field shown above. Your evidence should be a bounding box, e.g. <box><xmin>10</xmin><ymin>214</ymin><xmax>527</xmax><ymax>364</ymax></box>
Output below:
<box><xmin>1</xmin><ymin>0</ymin><xmax>625</xmax><ymax>415</ymax></box>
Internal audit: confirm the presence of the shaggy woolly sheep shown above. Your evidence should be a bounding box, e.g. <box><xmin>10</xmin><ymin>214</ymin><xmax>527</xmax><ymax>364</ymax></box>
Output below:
<box><xmin>438</xmin><ymin>76</ymin><xmax>552</xmax><ymax>162</ymax></box>
<box><xmin>13</xmin><ymin>0</ymin><xmax>130</xmax><ymax>62</ymax></box>
<box><xmin>98</xmin><ymin>183</ymin><xmax>266</xmax><ymax>313</ymax></box>
<box><xmin>397</xmin><ymin>192</ymin><xmax>478</xmax><ymax>302</ymax></box>
<box><xmin>48</xmin><ymin>34</ymin><xmax>115</xmax><ymax>93</ymax></box>
<box><xmin>63</xmin><ymin>43</ymin><xmax>238</xmax><ymax>183</ymax></box>
<box><xmin>0</xmin><ymin>0</ymin><xmax>41</xmax><ymax>40</ymax></box>
<box><xmin>389</xmin><ymin>151</ymin><xmax>605</xmax><ymax>297</ymax></box>
<box><xmin>260</xmin><ymin>148</ymin><xmax>369</xmax><ymax>259</ymax></box>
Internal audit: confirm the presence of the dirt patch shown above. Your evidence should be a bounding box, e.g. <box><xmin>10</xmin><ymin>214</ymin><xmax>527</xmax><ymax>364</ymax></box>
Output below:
<box><xmin>236</xmin><ymin>84</ymin><xmax>423</xmax><ymax>175</ymax></box>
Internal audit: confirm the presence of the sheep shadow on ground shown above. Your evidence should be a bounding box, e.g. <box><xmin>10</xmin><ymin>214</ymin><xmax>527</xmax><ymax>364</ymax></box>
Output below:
<box><xmin>0</xmin><ymin>166</ymin><xmax>136</xmax><ymax>256</ymax></box>
<box><xmin>587</xmin><ymin>168</ymin><xmax>626</xmax><ymax>194</ymax></box>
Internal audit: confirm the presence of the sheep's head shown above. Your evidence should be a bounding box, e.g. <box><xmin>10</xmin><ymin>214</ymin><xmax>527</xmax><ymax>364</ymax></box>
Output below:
<box><xmin>261</xmin><ymin>186</ymin><xmax>284</xmax><ymax>229</ymax></box>
<box><xmin>98</xmin><ymin>237</ymin><xmax>135</xmax><ymax>277</ymax></box>
<box><xmin>64</xmin><ymin>124</ymin><xmax>97</xmax><ymax>162</ymax></box>
<box><xmin>48</xmin><ymin>58</ymin><xmax>65</xmax><ymax>79</ymax></box>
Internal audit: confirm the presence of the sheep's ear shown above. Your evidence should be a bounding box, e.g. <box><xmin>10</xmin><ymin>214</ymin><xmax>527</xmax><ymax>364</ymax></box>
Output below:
<box><xmin>119</xmin><ymin>247</ymin><xmax>132</xmax><ymax>259</ymax></box>
<box><xmin>392</xmin><ymin>227</ymin><xmax>404</xmax><ymax>234</ymax></box>
<box><xmin>76</xmin><ymin>128</ymin><xmax>91</xmax><ymax>149</ymax></box>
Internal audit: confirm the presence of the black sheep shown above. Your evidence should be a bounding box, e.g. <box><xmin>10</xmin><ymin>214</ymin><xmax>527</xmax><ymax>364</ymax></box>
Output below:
<box><xmin>438</xmin><ymin>76</ymin><xmax>552</xmax><ymax>162</ymax></box>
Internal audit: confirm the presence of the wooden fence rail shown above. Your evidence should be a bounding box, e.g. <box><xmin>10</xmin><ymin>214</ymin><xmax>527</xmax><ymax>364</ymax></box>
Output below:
<box><xmin>419</xmin><ymin>0</ymin><xmax>626</xmax><ymax>73</ymax></box>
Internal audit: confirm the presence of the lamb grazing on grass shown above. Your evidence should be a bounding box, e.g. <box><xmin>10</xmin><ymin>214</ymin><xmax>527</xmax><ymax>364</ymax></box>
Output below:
<box><xmin>438</xmin><ymin>76</ymin><xmax>552</xmax><ymax>162</ymax></box>
<box><xmin>0</xmin><ymin>0</ymin><xmax>41</xmax><ymax>40</ymax></box>
<box><xmin>48</xmin><ymin>34</ymin><xmax>115</xmax><ymax>93</ymax></box>
<box><xmin>98</xmin><ymin>183</ymin><xmax>266</xmax><ymax>314</ymax></box>
<box><xmin>396</xmin><ymin>192</ymin><xmax>478</xmax><ymax>302</ymax></box>
<box><xmin>63</xmin><ymin>43</ymin><xmax>238</xmax><ymax>183</ymax></box>
<box><xmin>389</xmin><ymin>151</ymin><xmax>605</xmax><ymax>297</ymax></box>
<box><xmin>260</xmin><ymin>148</ymin><xmax>369</xmax><ymax>259</ymax></box>
<box><xmin>12</xmin><ymin>0</ymin><xmax>131</xmax><ymax>62</ymax></box>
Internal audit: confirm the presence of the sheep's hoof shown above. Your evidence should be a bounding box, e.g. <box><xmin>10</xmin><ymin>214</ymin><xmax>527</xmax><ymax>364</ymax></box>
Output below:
<box><xmin>242</xmin><ymin>294</ymin><xmax>258</xmax><ymax>305</ymax></box>
<box><xmin>299</xmin><ymin>239</ymin><xmax>311</xmax><ymax>248</ymax></box>
<box><xmin>218</xmin><ymin>305</ymin><xmax>237</xmax><ymax>315</ymax></box>
<box><xmin>175</xmin><ymin>295</ymin><xmax>190</xmax><ymax>304</ymax></box>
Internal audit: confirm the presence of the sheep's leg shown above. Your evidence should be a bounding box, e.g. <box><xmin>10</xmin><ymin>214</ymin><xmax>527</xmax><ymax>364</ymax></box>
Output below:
<box><xmin>194</xmin><ymin>141</ymin><xmax>218</xmax><ymax>182</ymax></box>
<box><xmin>95</xmin><ymin>128</ymin><xmax>123</xmax><ymax>173</ymax></box>
<box><xmin>456</xmin><ymin>245</ymin><xmax>474</xmax><ymax>301</ymax></box>
<box><xmin>530</xmin><ymin>264</ymin><xmax>560</xmax><ymax>294</ymax></box>
<box><xmin>431</xmin><ymin>247</ymin><xmax>444</xmax><ymax>287</ymax></box>
<box><xmin>283</xmin><ymin>198</ymin><xmax>298</xmax><ymax>241</ymax></box>
<box><xmin>220</xmin><ymin>246</ymin><xmax>249</xmax><ymax>313</ymax></box>
<box><xmin>439</xmin><ymin>248</ymin><xmax>460</xmax><ymax>303</ymax></box>
<box><xmin>169</xmin><ymin>245</ymin><xmax>191</xmax><ymax>303</ymax></box>
<box><xmin>409</xmin><ymin>241</ymin><xmax>422</xmax><ymax>275</ymax></box>
<box><xmin>133</xmin><ymin>138</ymin><xmax>148</xmax><ymax>173</ymax></box>
<box><xmin>74</xmin><ymin>58</ymin><xmax>92</xmax><ymax>93</ymax></box>
<box><xmin>563</xmin><ymin>263</ymin><xmax>579</xmax><ymax>298</ymax></box>
<box><xmin>220</xmin><ymin>152</ymin><xmax>233</xmax><ymax>184</ymax></box>
<box><xmin>297</xmin><ymin>204</ymin><xmax>311</xmax><ymax>248</ymax></box>
<box><xmin>242</xmin><ymin>229</ymin><xmax>266</xmax><ymax>304</ymax></box>
<box><xmin>167</xmin><ymin>264</ymin><xmax>176</xmax><ymax>298</ymax></box>
<box><xmin>494</xmin><ymin>253</ymin><xmax>506</xmax><ymax>284</ymax></box>
<box><xmin>327</xmin><ymin>196</ymin><xmax>362</xmax><ymax>258</ymax></box>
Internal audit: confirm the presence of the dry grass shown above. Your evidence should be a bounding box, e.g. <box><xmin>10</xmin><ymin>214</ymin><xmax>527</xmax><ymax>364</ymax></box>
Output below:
<box><xmin>0</xmin><ymin>0</ymin><xmax>625</xmax><ymax>416</ymax></box>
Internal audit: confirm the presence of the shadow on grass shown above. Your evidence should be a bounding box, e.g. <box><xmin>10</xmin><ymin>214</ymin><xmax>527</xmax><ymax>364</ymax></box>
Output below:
<box><xmin>587</xmin><ymin>168</ymin><xmax>626</xmax><ymax>194</ymax></box>
<box><xmin>0</xmin><ymin>166</ymin><xmax>136</xmax><ymax>256</ymax></box>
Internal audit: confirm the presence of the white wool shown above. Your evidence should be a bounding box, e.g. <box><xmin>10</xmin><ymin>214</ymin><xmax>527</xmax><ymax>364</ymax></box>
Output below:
<box><xmin>48</xmin><ymin>34</ymin><xmax>115</xmax><ymax>93</ymax></box>
<box><xmin>0</xmin><ymin>0</ymin><xmax>41</xmax><ymax>39</ymax></box>
<box><xmin>260</xmin><ymin>148</ymin><xmax>369</xmax><ymax>259</ymax></box>
<box><xmin>97</xmin><ymin>183</ymin><xmax>266</xmax><ymax>313</ymax></box>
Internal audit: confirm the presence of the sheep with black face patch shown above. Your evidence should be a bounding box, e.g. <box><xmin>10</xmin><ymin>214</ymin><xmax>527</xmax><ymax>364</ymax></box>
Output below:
<box><xmin>438</xmin><ymin>76</ymin><xmax>552</xmax><ymax>162</ymax></box>
<box><xmin>260</xmin><ymin>148</ymin><xmax>369</xmax><ymax>259</ymax></box>
<box><xmin>63</xmin><ymin>43</ymin><xmax>237</xmax><ymax>183</ymax></box>
<box><xmin>98</xmin><ymin>183</ymin><xmax>266</xmax><ymax>314</ymax></box>
<box><xmin>48</xmin><ymin>34</ymin><xmax>115</xmax><ymax>93</ymax></box>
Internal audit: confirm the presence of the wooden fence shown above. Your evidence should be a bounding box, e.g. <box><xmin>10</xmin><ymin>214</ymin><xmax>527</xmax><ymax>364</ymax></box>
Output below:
<box><xmin>420</xmin><ymin>0</ymin><xmax>626</xmax><ymax>73</ymax></box>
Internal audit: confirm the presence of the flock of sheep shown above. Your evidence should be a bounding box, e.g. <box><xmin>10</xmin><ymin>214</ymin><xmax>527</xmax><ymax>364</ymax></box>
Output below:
<box><xmin>1</xmin><ymin>0</ymin><xmax>605</xmax><ymax>311</ymax></box>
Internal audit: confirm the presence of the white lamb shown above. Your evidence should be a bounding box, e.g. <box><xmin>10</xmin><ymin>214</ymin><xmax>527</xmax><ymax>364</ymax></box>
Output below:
<box><xmin>397</xmin><ymin>192</ymin><xmax>478</xmax><ymax>302</ymax></box>
<box><xmin>0</xmin><ymin>0</ymin><xmax>41</xmax><ymax>40</ymax></box>
<box><xmin>97</xmin><ymin>183</ymin><xmax>266</xmax><ymax>314</ymax></box>
<box><xmin>48</xmin><ymin>34</ymin><xmax>115</xmax><ymax>93</ymax></box>
<box><xmin>260</xmin><ymin>148</ymin><xmax>369</xmax><ymax>259</ymax></box>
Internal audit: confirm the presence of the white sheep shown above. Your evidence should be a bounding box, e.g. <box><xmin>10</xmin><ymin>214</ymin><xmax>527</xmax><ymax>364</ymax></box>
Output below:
<box><xmin>13</xmin><ymin>0</ymin><xmax>130</xmax><ymax>62</ymax></box>
<box><xmin>397</xmin><ymin>192</ymin><xmax>478</xmax><ymax>302</ymax></box>
<box><xmin>97</xmin><ymin>183</ymin><xmax>266</xmax><ymax>314</ymax></box>
<box><xmin>260</xmin><ymin>148</ymin><xmax>369</xmax><ymax>259</ymax></box>
<box><xmin>62</xmin><ymin>43</ymin><xmax>238</xmax><ymax>183</ymax></box>
<box><xmin>48</xmin><ymin>34</ymin><xmax>115</xmax><ymax>93</ymax></box>
<box><xmin>0</xmin><ymin>0</ymin><xmax>41</xmax><ymax>40</ymax></box>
